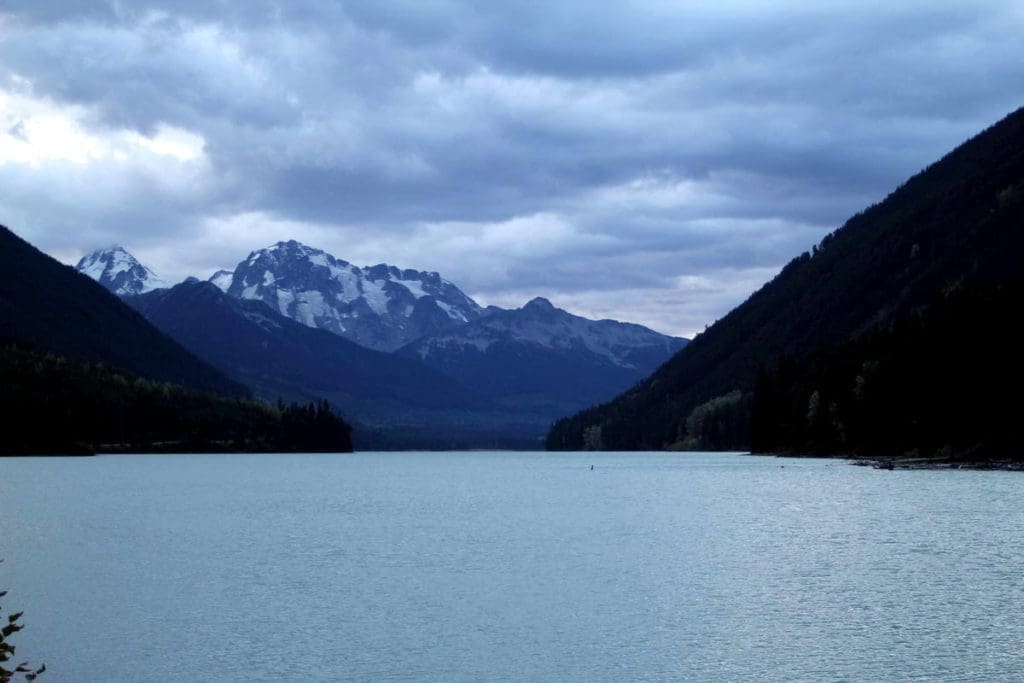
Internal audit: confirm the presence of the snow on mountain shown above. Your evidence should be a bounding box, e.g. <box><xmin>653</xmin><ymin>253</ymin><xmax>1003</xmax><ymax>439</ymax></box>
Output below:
<box><xmin>209</xmin><ymin>269</ymin><xmax>234</xmax><ymax>292</ymax></box>
<box><xmin>219</xmin><ymin>240</ymin><xmax>485</xmax><ymax>351</ymax></box>
<box><xmin>75</xmin><ymin>246</ymin><xmax>170</xmax><ymax>296</ymax></box>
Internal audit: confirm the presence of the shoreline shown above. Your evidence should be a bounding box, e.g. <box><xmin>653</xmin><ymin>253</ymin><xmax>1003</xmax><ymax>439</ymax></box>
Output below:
<box><xmin>748</xmin><ymin>450</ymin><xmax>1024</xmax><ymax>471</ymax></box>
<box><xmin>849</xmin><ymin>456</ymin><xmax>1024</xmax><ymax>471</ymax></box>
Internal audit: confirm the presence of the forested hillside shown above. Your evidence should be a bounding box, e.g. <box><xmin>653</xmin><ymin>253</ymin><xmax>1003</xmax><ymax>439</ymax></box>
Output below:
<box><xmin>548</xmin><ymin>106</ymin><xmax>1024</xmax><ymax>457</ymax></box>
<box><xmin>0</xmin><ymin>345</ymin><xmax>352</xmax><ymax>455</ymax></box>
<box><xmin>749</xmin><ymin>279</ymin><xmax>1020</xmax><ymax>462</ymax></box>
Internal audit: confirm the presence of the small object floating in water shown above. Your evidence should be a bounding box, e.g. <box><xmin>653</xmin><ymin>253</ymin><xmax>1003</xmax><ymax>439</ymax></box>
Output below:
<box><xmin>590</xmin><ymin>464</ymin><xmax>594</xmax><ymax>470</ymax></box>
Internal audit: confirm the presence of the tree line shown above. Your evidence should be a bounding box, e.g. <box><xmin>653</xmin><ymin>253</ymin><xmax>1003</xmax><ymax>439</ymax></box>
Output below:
<box><xmin>0</xmin><ymin>345</ymin><xmax>353</xmax><ymax>455</ymax></box>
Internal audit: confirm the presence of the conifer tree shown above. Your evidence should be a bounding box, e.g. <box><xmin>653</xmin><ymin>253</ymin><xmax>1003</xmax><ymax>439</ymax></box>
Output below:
<box><xmin>0</xmin><ymin>562</ymin><xmax>44</xmax><ymax>682</ymax></box>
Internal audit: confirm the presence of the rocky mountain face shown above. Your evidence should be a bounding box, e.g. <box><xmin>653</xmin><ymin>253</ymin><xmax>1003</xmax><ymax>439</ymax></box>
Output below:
<box><xmin>214</xmin><ymin>240</ymin><xmax>485</xmax><ymax>352</ymax></box>
<box><xmin>400</xmin><ymin>297</ymin><xmax>688</xmax><ymax>418</ymax></box>
<box><xmin>75</xmin><ymin>246</ymin><xmax>170</xmax><ymax>296</ymax></box>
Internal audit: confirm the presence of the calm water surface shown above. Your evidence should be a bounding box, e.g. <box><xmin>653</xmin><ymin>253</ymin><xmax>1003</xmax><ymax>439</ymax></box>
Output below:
<box><xmin>1</xmin><ymin>452</ymin><xmax>1022</xmax><ymax>681</ymax></box>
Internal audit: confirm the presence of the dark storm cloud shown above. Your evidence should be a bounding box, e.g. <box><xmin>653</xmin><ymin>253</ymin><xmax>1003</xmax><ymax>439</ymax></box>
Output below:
<box><xmin>1</xmin><ymin>1</ymin><xmax>1022</xmax><ymax>335</ymax></box>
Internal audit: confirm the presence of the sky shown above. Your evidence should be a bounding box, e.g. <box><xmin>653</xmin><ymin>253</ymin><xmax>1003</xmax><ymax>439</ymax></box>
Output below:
<box><xmin>1</xmin><ymin>2</ymin><xmax>1022</xmax><ymax>337</ymax></box>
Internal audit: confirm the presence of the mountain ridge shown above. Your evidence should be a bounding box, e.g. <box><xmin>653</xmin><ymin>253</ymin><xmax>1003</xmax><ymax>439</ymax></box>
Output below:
<box><xmin>399</xmin><ymin>296</ymin><xmax>687</xmax><ymax>419</ymax></box>
<box><xmin>219</xmin><ymin>240</ymin><xmax>485</xmax><ymax>352</ymax></box>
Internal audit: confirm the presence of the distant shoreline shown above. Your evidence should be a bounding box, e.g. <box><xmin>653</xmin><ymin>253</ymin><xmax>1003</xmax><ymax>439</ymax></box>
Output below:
<box><xmin>4</xmin><ymin>449</ymin><xmax>1021</xmax><ymax>470</ymax></box>
<box><xmin>849</xmin><ymin>456</ymin><xmax>1024</xmax><ymax>471</ymax></box>
<box><xmin>748</xmin><ymin>450</ymin><xmax>1024</xmax><ymax>471</ymax></box>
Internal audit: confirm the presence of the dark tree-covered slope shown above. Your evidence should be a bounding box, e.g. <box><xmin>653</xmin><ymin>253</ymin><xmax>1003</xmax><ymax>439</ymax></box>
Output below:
<box><xmin>749</xmin><ymin>279</ymin><xmax>1022</xmax><ymax>462</ymax></box>
<box><xmin>0</xmin><ymin>226</ymin><xmax>245</xmax><ymax>397</ymax></box>
<box><xmin>548</xmin><ymin>106</ymin><xmax>1024</xmax><ymax>451</ymax></box>
<box><xmin>0</xmin><ymin>345</ymin><xmax>352</xmax><ymax>455</ymax></box>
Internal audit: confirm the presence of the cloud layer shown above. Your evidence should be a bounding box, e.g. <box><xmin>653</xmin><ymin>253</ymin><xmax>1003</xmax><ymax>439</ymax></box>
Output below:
<box><xmin>2</xmin><ymin>1</ymin><xmax>1022</xmax><ymax>336</ymax></box>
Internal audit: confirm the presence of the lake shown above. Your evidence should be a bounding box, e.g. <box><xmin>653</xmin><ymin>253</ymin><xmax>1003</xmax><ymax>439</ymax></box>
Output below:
<box><xmin>1</xmin><ymin>451</ymin><xmax>1022</xmax><ymax>681</ymax></box>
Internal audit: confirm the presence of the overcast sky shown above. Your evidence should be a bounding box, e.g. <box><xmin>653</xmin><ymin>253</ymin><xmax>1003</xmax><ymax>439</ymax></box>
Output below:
<box><xmin>1</xmin><ymin>1</ymin><xmax>1022</xmax><ymax>336</ymax></box>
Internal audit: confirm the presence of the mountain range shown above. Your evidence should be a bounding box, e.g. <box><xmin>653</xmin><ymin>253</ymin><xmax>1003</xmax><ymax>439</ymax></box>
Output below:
<box><xmin>399</xmin><ymin>297</ymin><xmax>686</xmax><ymax>418</ymax></box>
<box><xmin>214</xmin><ymin>240</ymin><xmax>485</xmax><ymax>352</ymax></box>
<box><xmin>74</xmin><ymin>238</ymin><xmax>687</xmax><ymax>448</ymax></box>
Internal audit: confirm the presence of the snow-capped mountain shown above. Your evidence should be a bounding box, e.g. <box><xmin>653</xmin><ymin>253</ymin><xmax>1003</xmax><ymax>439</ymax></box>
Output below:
<box><xmin>216</xmin><ymin>240</ymin><xmax>485</xmax><ymax>351</ymax></box>
<box><xmin>398</xmin><ymin>297</ymin><xmax>689</xmax><ymax>417</ymax></box>
<box><xmin>75</xmin><ymin>246</ymin><xmax>170</xmax><ymax>296</ymax></box>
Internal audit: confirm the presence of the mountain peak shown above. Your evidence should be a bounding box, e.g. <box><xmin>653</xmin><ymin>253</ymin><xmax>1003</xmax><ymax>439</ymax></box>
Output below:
<box><xmin>523</xmin><ymin>296</ymin><xmax>556</xmax><ymax>312</ymax></box>
<box><xmin>270</xmin><ymin>239</ymin><xmax>309</xmax><ymax>252</ymax></box>
<box><xmin>76</xmin><ymin>245</ymin><xmax>169</xmax><ymax>296</ymax></box>
<box><xmin>209</xmin><ymin>269</ymin><xmax>234</xmax><ymax>291</ymax></box>
<box><xmin>81</xmin><ymin>244</ymin><xmax>129</xmax><ymax>260</ymax></box>
<box><xmin>247</xmin><ymin>240</ymin><xmax>325</xmax><ymax>262</ymax></box>
<box><xmin>220</xmin><ymin>241</ymin><xmax>485</xmax><ymax>351</ymax></box>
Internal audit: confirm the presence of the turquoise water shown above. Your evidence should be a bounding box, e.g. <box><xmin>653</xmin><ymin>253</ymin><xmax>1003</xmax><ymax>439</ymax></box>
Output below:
<box><xmin>1</xmin><ymin>452</ymin><xmax>1022</xmax><ymax>681</ymax></box>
